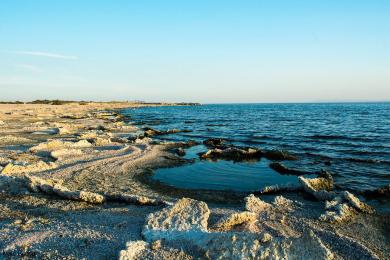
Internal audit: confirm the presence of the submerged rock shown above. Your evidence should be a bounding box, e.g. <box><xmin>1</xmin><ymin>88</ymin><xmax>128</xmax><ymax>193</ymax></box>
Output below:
<box><xmin>203</xmin><ymin>138</ymin><xmax>227</xmax><ymax>148</ymax></box>
<box><xmin>263</xmin><ymin>150</ymin><xmax>298</xmax><ymax>161</ymax></box>
<box><xmin>269</xmin><ymin>162</ymin><xmax>306</xmax><ymax>175</ymax></box>
<box><xmin>361</xmin><ymin>184</ymin><xmax>390</xmax><ymax>199</ymax></box>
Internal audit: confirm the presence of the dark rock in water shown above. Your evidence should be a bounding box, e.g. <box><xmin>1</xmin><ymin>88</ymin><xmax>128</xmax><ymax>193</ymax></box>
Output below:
<box><xmin>269</xmin><ymin>162</ymin><xmax>306</xmax><ymax>175</ymax></box>
<box><xmin>173</xmin><ymin>148</ymin><xmax>186</xmax><ymax>157</ymax></box>
<box><xmin>263</xmin><ymin>150</ymin><xmax>298</xmax><ymax>161</ymax></box>
<box><xmin>143</xmin><ymin>127</ymin><xmax>192</xmax><ymax>137</ymax></box>
<box><xmin>199</xmin><ymin>147</ymin><xmax>262</xmax><ymax>162</ymax></box>
<box><xmin>361</xmin><ymin>184</ymin><xmax>390</xmax><ymax>199</ymax></box>
<box><xmin>203</xmin><ymin>138</ymin><xmax>226</xmax><ymax>148</ymax></box>
<box><xmin>324</xmin><ymin>161</ymin><xmax>331</xmax><ymax>166</ymax></box>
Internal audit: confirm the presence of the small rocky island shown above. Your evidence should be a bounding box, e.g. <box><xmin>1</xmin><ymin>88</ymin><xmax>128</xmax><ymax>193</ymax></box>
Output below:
<box><xmin>0</xmin><ymin>102</ymin><xmax>388</xmax><ymax>259</ymax></box>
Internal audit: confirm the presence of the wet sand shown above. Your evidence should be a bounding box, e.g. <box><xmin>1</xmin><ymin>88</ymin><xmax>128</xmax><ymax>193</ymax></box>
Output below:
<box><xmin>0</xmin><ymin>103</ymin><xmax>389</xmax><ymax>259</ymax></box>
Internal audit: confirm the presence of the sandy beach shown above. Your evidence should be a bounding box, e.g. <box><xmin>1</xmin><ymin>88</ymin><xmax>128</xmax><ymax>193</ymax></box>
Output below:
<box><xmin>0</xmin><ymin>103</ymin><xmax>388</xmax><ymax>259</ymax></box>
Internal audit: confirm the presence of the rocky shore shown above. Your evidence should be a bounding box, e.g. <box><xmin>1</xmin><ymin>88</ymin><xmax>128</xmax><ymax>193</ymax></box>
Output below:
<box><xmin>0</xmin><ymin>103</ymin><xmax>389</xmax><ymax>259</ymax></box>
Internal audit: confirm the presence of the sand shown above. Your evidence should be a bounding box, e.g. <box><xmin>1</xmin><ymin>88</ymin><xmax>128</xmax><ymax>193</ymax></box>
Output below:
<box><xmin>0</xmin><ymin>103</ymin><xmax>388</xmax><ymax>259</ymax></box>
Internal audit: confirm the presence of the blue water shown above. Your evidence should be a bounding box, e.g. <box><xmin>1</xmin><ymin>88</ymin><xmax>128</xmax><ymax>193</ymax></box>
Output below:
<box><xmin>122</xmin><ymin>103</ymin><xmax>390</xmax><ymax>192</ymax></box>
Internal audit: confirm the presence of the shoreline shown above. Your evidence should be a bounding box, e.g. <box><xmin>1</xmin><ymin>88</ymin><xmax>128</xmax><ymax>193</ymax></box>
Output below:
<box><xmin>0</xmin><ymin>103</ymin><xmax>389</xmax><ymax>259</ymax></box>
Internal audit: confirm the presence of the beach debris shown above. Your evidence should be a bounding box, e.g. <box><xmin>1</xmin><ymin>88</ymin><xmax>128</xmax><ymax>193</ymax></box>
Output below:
<box><xmin>244</xmin><ymin>194</ymin><xmax>272</xmax><ymax>213</ymax></box>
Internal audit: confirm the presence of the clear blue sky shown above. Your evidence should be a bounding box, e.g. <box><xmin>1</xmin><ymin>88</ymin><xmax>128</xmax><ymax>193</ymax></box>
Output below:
<box><xmin>0</xmin><ymin>0</ymin><xmax>389</xmax><ymax>103</ymax></box>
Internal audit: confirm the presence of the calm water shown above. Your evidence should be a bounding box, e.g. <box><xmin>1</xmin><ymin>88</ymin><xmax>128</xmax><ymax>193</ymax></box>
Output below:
<box><xmin>122</xmin><ymin>103</ymin><xmax>390</xmax><ymax>192</ymax></box>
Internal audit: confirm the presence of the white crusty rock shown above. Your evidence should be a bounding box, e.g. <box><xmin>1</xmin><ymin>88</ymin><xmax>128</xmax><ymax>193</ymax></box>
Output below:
<box><xmin>342</xmin><ymin>191</ymin><xmax>374</xmax><ymax>214</ymax></box>
<box><xmin>258</xmin><ymin>183</ymin><xmax>302</xmax><ymax>194</ymax></box>
<box><xmin>27</xmin><ymin>176</ymin><xmax>105</xmax><ymax>204</ymax></box>
<box><xmin>142</xmin><ymin>198</ymin><xmax>210</xmax><ymax>242</ymax></box>
<box><xmin>105</xmin><ymin>193</ymin><xmax>166</xmax><ymax>206</ymax></box>
<box><xmin>119</xmin><ymin>240</ymin><xmax>149</xmax><ymax>260</ymax></box>
<box><xmin>0</xmin><ymin>135</ymin><xmax>32</xmax><ymax>145</ymax></box>
<box><xmin>30</xmin><ymin>139</ymin><xmax>92</xmax><ymax>152</ymax></box>
<box><xmin>273</xmin><ymin>195</ymin><xmax>296</xmax><ymax>211</ymax></box>
<box><xmin>298</xmin><ymin>175</ymin><xmax>335</xmax><ymax>201</ymax></box>
<box><xmin>1</xmin><ymin>161</ymin><xmax>57</xmax><ymax>174</ymax></box>
<box><xmin>320</xmin><ymin>203</ymin><xmax>356</xmax><ymax>223</ymax></box>
<box><xmin>213</xmin><ymin>211</ymin><xmax>257</xmax><ymax>231</ymax></box>
<box><xmin>50</xmin><ymin>149</ymin><xmax>84</xmax><ymax>160</ymax></box>
<box><xmin>244</xmin><ymin>194</ymin><xmax>272</xmax><ymax>213</ymax></box>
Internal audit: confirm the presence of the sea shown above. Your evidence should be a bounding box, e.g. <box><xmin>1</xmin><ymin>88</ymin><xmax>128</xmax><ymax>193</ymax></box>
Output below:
<box><xmin>121</xmin><ymin>103</ymin><xmax>390</xmax><ymax>194</ymax></box>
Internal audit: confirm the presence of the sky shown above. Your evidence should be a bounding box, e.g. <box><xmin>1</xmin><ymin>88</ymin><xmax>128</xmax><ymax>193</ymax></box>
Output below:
<box><xmin>0</xmin><ymin>0</ymin><xmax>389</xmax><ymax>103</ymax></box>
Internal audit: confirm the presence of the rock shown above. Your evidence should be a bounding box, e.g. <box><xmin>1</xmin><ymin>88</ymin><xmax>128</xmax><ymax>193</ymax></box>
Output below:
<box><xmin>203</xmin><ymin>138</ymin><xmax>226</xmax><ymax>148</ymax></box>
<box><xmin>320</xmin><ymin>203</ymin><xmax>356</xmax><ymax>223</ymax></box>
<box><xmin>361</xmin><ymin>184</ymin><xmax>390</xmax><ymax>199</ymax></box>
<box><xmin>31</xmin><ymin>128</ymin><xmax>59</xmax><ymax>135</ymax></box>
<box><xmin>273</xmin><ymin>196</ymin><xmax>296</xmax><ymax>211</ymax></box>
<box><xmin>289</xmin><ymin>230</ymin><xmax>334</xmax><ymax>260</ymax></box>
<box><xmin>173</xmin><ymin>148</ymin><xmax>186</xmax><ymax>157</ymax></box>
<box><xmin>30</xmin><ymin>139</ymin><xmax>92</xmax><ymax>152</ymax></box>
<box><xmin>50</xmin><ymin>149</ymin><xmax>84</xmax><ymax>160</ymax></box>
<box><xmin>0</xmin><ymin>120</ymin><xmax>5</xmax><ymax>125</ymax></box>
<box><xmin>1</xmin><ymin>161</ymin><xmax>57</xmax><ymax>174</ymax></box>
<box><xmin>263</xmin><ymin>150</ymin><xmax>298</xmax><ymax>161</ymax></box>
<box><xmin>212</xmin><ymin>212</ymin><xmax>257</xmax><ymax>231</ymax></box>
<box><xmin>119</xmin><ymin>240</ymin><xmax>192</xmax><ymax>260</ymax></box>
<box><xmin>27</xmin><ymin>176</ymin><xmax>105</xmax><ymax>204</ymax></box>
<box><xmin>0</xmin><ymin>135</ymin><xmax>32</xmax><ymax>145</ymax></box>
<box><xmin>142</xmin><ymin>198</ymin><xmax>210</xmax><ymax>242</ymax></box>
<box><xmin>298</xmin><ymin>174</ymin><xmax>335</xmax><ymax>201</ymax></box>
<box><xmin>105</xmin><ymin>193</ymin><xmax>166</xmax><ymax>206</ymax></box>
<box><xmin>199</xmin><ymin>147</ymin><xmax>262</xmax><ymax>161</ymax></box>
<box><xmin>119</xmin><ymin>240</ymin><xmax>149</xmax><ymax>260</ymax></box>
<box><xmin>342</xmin><ymin>191</ymin><xmax>374</xmax><ymax>214</ymax></box>
<box><xmin>244</xmin><ymin>194</ymin><xmax>271</xmax><ymax>213</ymax></box>
<box><xmin>269</xmin><ymin>162</ymin><xmax>306</xmax><ymax>175</ymax></box>
<box><xmin>143</xmin><ymin>127</ymin><xmax>191</xmax><ymax>137</ymax></box>
<box><xmin>256</xmin><ymin>183</ymin><xmax>303</xmax><ymax>194</ymax></box>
